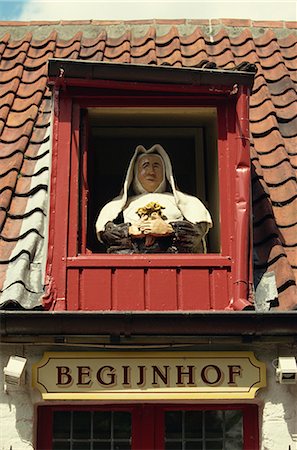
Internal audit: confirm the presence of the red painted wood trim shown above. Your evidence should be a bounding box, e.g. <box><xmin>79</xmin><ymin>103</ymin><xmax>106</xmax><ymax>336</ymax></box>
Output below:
<box><xmin>210</xmin><ymin>267</ymin><xmax>230</xmax><ymax>310</ymax></box>
<box><xmin>46</xmin><ymin>93</ymin><xmax>73</xmax><ymax>310</ymax></box>
<box><xmin>232</xmin><ymin>86</ymin><xmax>252</xmax><ymax>310</ymax></box>
<box><xmin>67</xmin><ymin>102</ymin><xmax>80</xmax><ymax>256</ymax></box>
<box><xmin>66</xmin><ymin>255</ymin><xmax>232</xmax><ymax>267</ymax></box>
<box><xmin>243</xmin><ymin>404</ymin><xmax>259</xmax><ymax>450</ymax></box>
<box><xmin>66</xmin><ymin>268</ymin><xmax>80</xmax><ymax>310</ymax></box>
<box><xmin>80</xmin><ymin>108</ymin><xmax>90</xmax><ymax>254</ymax></box>
<box><xmin>36</xmin><ymin>403</ymin><xmax>259</xmax><ymax>450</ymax></box>
<box><xmin>140</xmin><ymin>405</ymin><xmax>156</xmax><ymax>450</ymax></box>
<box><xmin>217</xmin><ymin>102</ymin><xmax>233</xmax><ymax>257</ymax></box>
<box><xmin>50</xmin><ymin>77</ymin><xmax>237</xmax><ymax>95</ymax></box>
<box><xmin>35</xmin><ymin>405</ymin><xmax>53</xmax><ymax>450</ymax></box>
<box><xmin>154</xmin><ymin>406</ymin><xmax>165</xmax><ymax>450</ymax></box>
<box><xmin>43</xmin><ymin>87</ymin><xmax>60</xmax><ymax>309</ymax></box>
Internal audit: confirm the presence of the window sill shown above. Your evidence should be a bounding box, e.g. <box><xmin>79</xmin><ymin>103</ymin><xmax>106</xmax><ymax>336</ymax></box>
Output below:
<box><xmin>67</xmin><ymin>254</ymin><xmax>232</xmax><ymax>268</ymax></box>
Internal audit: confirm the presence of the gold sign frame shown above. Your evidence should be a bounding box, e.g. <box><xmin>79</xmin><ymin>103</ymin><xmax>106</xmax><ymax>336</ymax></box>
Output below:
<box><xmin>32</xmin><ymin>351</ymin><xmax>266</xmax><ymax>400</ymax></box>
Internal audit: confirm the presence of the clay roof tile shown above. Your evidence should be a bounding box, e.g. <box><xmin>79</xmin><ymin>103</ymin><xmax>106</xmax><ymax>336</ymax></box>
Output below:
<box><xmin>0</xmin><ymin>20</ymin><xmax>296</xmax><ymax>311</ymax></box>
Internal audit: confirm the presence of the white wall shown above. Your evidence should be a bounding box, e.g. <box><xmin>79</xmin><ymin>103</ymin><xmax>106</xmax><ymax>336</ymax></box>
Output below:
<box><xmin>0</xmin><ymin>345</ymin><xmax>38</xmax><ymax>450</ymax></box>
<box><xmin>257</xmin><ymin>344</ymin><xmax>297</xmax><ymax>450</ymax></box>
<box><xmin>0</xmin><ymin>343</ymin><xmax>296</xmax><ymax>450</ymax></box>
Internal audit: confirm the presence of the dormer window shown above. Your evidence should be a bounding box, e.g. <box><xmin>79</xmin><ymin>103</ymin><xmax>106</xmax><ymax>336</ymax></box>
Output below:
<box><xmin>47</xmin><ymin>59</ymin><xmax>254</xmax><ymax>312</ymax></box>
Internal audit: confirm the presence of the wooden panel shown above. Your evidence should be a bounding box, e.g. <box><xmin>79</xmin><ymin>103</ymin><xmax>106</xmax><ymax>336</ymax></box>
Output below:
<box><xmin>112</xmin><ymin>268</ymin><xmax>145</xmax><ymax>311</ymax></box>
<box><xmin>177</xmin><ymin>268</ymin><xmax>210</xmax><ymax>310</ymax></box>
<box><xmin>80</xmin><ymin>268</ymin><xmax>112</xmax><ymax>310</ymax></box>
<box><xmin>145</xmin><ymin>268</ymin><xmax>177</xmax><ymax>310</ymax></box>
<box><xmin>66</xmin><ymin>268</ymin><xmax>80</xmax><ymax>310</ymax></box>
<box><xmin>67</xmin><ymin>265</ymin><xmax>232</xmax><ymax>312</ymax></box>
<box><xmin>210</xmin><ymin>268</ymin><xmax>230</xmax><ymax>310</ymax></box>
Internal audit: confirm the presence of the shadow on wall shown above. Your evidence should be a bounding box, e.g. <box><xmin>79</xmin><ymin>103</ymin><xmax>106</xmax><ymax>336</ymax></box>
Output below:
<box><xmin>251</xmin><ymin>162</ymin><xmax>287</xmax><ymax>310</ymax></box>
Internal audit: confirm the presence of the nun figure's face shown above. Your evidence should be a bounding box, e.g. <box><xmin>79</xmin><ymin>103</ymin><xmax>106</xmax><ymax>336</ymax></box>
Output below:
<box><xmin>137</xmin><ymin>154</ymin><xmax>164</xmax><ymax>193</ymax></box>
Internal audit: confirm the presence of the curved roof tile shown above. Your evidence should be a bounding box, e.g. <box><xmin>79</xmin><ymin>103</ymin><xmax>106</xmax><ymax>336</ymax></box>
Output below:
<box><xmin>79</xmin><ymin>34</ymin><xmax>106</xmax><ymax>60</ymax></box>
<box><xmin>0</xmin><ymin>20</ymin><xmax>296</xmax><ymax>310</ymax></box>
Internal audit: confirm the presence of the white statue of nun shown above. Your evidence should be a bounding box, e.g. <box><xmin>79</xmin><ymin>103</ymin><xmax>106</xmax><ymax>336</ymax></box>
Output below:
<box><xmin>96</xmin><ymin>144</ymin><xmax>212</xmax><ymax>254</ymax></box>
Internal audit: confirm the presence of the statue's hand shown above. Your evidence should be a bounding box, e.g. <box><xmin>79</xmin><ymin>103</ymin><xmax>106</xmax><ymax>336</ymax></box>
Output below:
<box><xmin>128</xmin><ymin>225</ymin><xmax>144</xmax><ymax>237</ymax></box>
<box><xmin>139</xmin><ymin>217</ymin><xmax>173</xmax><ymax>236</ymax></box>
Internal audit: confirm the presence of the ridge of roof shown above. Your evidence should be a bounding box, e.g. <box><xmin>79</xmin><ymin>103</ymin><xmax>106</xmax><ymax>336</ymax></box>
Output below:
<box><xmin>0</xmin><ymin>18</ymin><xmax>296</xmax><ymax>42</ymax></box>
<box><xmin>0</xmin><ymin>18</ymin><xmax>296</xmax><ymax>27</ymax></box>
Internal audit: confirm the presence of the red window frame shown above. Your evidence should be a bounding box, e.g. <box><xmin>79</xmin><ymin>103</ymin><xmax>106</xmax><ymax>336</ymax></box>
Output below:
<box><xmin>36</xmin><ymin>403</ymin><xmax>259</xmax><ymax>450</ymax></box>
<box><xmin>46</xmin><ymin>79</ymin><xmax>251</xmax><ymax>312</ymax></box>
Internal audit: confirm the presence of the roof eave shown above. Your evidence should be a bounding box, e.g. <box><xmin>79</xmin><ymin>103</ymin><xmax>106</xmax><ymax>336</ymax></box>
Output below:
<box><xmin>1</xmin><ymin>311</ymin><xmax>297</xmax><ymax>338</ymax></box>
<box><xmin>47</xmin><ymin>58</ymin><xmax>256</xmax><ymax>90</ymax></box>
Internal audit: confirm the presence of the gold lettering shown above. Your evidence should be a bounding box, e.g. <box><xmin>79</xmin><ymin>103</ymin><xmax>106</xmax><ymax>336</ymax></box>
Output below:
<box><xmin>56</xmin><ymin>366</ymin><xmax>72</xmax><ymax>385</ymax></box>
<box><xmin>176</xmin><ymin>366</ymin><xmax>195</xmax><ymax>385</ymax></box>
<box><xmin>77</xmin><ymin>366</ymin><xmax>91</xmax><ymax>386</ymax></box>
<box><xmin>228</xmin><ymin>365</ymin><xmax>242</xmax><ymax>385</ymax></box>
<box><xmin>122</xmin><ymin>366</ymin><xmax>131</xmax><ymax>386</ymax></box>
<box><xmin>152</xmin><ymin>366</ymin><xmax>169</xmax><ymax>385</ymax></box>
<box><xmin>137</xmin><ymin>366</ymin><xmax>146</xmax><ymax>386</ymax></box>
<box><xmin>97</xmin><ymin>366</ymin><xmax>116</xmax><ymax>386</ymax></box>
<box><xmin>201</xmin><ymin>365</ymin><xmax>222</xmax><ymax>385</ymax></box>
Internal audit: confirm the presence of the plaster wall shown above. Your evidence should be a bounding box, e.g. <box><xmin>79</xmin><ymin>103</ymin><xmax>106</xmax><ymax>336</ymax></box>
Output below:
<box><xmin>0</xmin><ymin>343</ymin><xmax>296</xmax><ymax>450</ymax></box>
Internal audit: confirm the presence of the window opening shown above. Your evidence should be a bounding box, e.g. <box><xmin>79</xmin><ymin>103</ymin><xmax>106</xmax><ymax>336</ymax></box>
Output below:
<box><xmin>164</xmin><ymin>410</ymin><xmax>243</xmax><ymax>450</ymax></box>
<box><xmin>52</xmin><ymin>410</ymin><xmax>132</xmax><ymax>450</ymax></box>
<box><xmin>85</xmin><ymin>107</ymin><xmax>220</xmax><ymax>254</ymax></box>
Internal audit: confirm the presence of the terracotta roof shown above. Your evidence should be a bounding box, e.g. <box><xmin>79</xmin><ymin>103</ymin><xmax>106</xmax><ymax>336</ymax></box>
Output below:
<box><xmin>0</xmin><ymin>19</ymin><xmax>296</xmax><ymax>310</ymax></box>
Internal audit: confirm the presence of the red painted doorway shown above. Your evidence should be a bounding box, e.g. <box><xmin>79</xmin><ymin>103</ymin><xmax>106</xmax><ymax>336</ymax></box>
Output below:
<box><xmin>36</xmin><ymin>404</ymin><xmax>259</xmax><ymax>450</ymax></box>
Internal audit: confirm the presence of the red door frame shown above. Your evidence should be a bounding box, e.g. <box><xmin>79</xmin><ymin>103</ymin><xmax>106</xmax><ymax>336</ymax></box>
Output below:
<box><xmin>36</xmin><ymin>403</ymin><xmax>259</xmax><ymax>450</ymax></box>
<box><xmin>46</xmin><ymin>80</ymin><xmax>252</xmax><ymax>312</ymax></box>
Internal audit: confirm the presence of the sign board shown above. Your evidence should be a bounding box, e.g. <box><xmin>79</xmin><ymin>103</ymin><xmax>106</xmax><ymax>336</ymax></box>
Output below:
<box><xmin>32</xmin><ymin>351</ymin><xmax>266</xmax><ymax>400</ymax></box>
